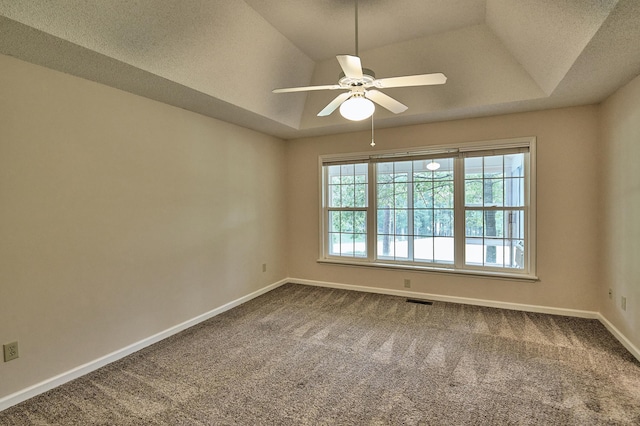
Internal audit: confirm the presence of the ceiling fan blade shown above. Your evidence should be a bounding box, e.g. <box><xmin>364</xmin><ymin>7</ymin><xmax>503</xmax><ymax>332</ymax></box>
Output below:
<box><xmin>273</xmin><ymin>84</ymin><xmax>342</xmax><ymax>93</ymax></box>
<box><xmin>365</xmin><ymin>90</ymin><xmax>408</xmax><ymax>114</ymax></box>
<box><xmin>317</xmin><ymin>92</ymin><xmax>352</xmax><ymax>117</ymax></box>
<box><xmin>337</xmin><ymin>55</ymin><xmax>363</xmax><ymax>79</ymax></box>
<box><xmin>375</xmin><ymin>73</ymin><xmax>447</xmax><ymax>89</ymax></box>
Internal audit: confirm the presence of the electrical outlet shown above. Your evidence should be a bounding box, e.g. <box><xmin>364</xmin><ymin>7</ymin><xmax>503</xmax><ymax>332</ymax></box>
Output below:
<box><xmin>621</xmin><ymin>296</ymin><xmax>627</xmax><ymax>311</ymax></box>
<box><xmin>404</xmin><ymin>279</ymin><xmax>411</xmax><ymax>288</ymax></box>
<box><xmin>262</xmin><ymin>263</ymin><xmax>267</xmax><ymax>273</ymax></box>
<box><xmin>3</xmin><ymin>341</ymin><xmax>19</xmax><ymax>362</ymax></box>
<box><xmin>608</xmin><ymin>288</ymin><xmax>613</xmax><ymax>299</ymax></box>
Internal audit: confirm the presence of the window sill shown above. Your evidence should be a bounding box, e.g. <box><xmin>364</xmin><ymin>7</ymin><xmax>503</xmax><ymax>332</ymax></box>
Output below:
<box><xmin>317</xmin><ymin>258</ymin><xmax>539</xmax><ymax>282</ymax></box>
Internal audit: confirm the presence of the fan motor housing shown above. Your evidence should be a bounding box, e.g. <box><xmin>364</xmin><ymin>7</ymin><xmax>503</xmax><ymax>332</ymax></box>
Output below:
<box><xmin>339</xmin><ymin>68</ymin><xmax>376</xmax><ymax>87</ymax></box>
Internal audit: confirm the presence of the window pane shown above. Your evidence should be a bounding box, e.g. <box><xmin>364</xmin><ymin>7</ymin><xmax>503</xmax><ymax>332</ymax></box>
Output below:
<box><xmin>394</xmin><ymin>182</ymin><xmax>408</xmax><ymax>208</ymax></box>
<box><xmin>328</xmin><ymin>165</ymin><xmax>341</xmax><ymax>184</ymax></box>
<box><xmin>355</xmin><ymin>163</ymin><xmax>368</xmax><ymax>181</ymax></box>
<box><xmin>377</xmin><ymin>162</ymin><xmax>393</xmax><ymax>183</ymax></box>
<box><xmin>512</xmin><ymin>240</ymin><xmax>525</xmax><ymax>269</ymax></box>
<box><xmin>414</xmin><ymin>209</ymin><xmax>433</xmax><ymax>236</ymax></box>
<box><xmin>329</xmin><ymin>233</ymin><xmax>341</xmax><ymax>256</ymax></box>
<box><xmin>341</xmin><ymin>234</ymin><xmax>354</xmax><ymax>256</ymax></box>
<box><xmin>465</xmin><ymin>157</ymin><xmax>483</xmax><ymax>179</ymax></box>
<box><xmin>484</xmin><ymin>238</ymin><xmax>504</xmax><ymax>267</ymax></box>
<box><xmin>434</xmin><ymin>158</ymin><xmax>454</xmax><ymax>179</ymax></box>
<box><xmin>329</xmin><ymin>211</ymin><xmax>341</xmax><ymax>232</ymax></box>
<box><xmin>504</xmin><ymin>210</ymin><xmax>524</xmax><ymax>240</ymax></box>
<box><xmin>434</xmin><ymin>180</ymin><xmax>453</xmax><ymax>208</ymax></box>
<box><xmin>465</xmin><ymin>238</ymin><xmax>483</xmax><ymax>265</ymax></box>
<box><xmin>341</xmin><ymin>164</ymin><xmax>354</xmax><ymax>178</ymax></box>
<box><xmin>354</xmin><ymin>211</ymin><xmax>367</xmax><ymax>234</ymax></box>
<box><xmin>484</xmin><ymin>211</ymin><xmax>503</xmax><ymax>237</ymax></box>
<box><xmin>505</xmin><ymin>178</ymin><xmax>524</xmax><ymax>207</ymax></box>
<box><xmin>516</xmin><ymin>210</ymin><xmax>525</xmax><ymax>239</ymax></box>
<box><xmin>342</xmin><ymin>211</ymin><xmax>354</xmax><ymax>232</ymax></box>
<box><xmin>394</xmin><ymin>235</ymin><xmax>409</xmax><ymax>259</ymax></box>
<box><xmin>465</xmin><ymin>180</ymin><xmax>483</xmax><ymax>206</ymax></box>
<box><xmin>394</xmin><ymin>172</ymin><xmax>408</xmax><ymax>183</ymax></box>
<box><xmin>434</xmin><ymin>209</ymin><xmax>454</xmax><ymax>237</ymax></box>
<box><xmin>378</xmin><ymin>234</ymin><xmax>394</xmax><ymax>258</ymax></box>
<box><xmin>378</xmin><ymin>184</ymin><xmax>393</xmax><ymax>208</ymax></box>
<box><xmin>342</xmin><ymin>184</ymin><xmax>355</xmax><ymax>207</ymax></box>
<box><xmin>329</xmin><ymin>184</ymin><xmax>341</xmax><ymax>207</ymax></box>
<box><xmin>413</xmin><ymin>160</ymin><xmax>431</xmax><ymax>181</ymax></box>
<box><xmin>414</xmin><ymin>181</ymin><xmax>433</xmax><ymax>208</ymax></box>
<box><xmin>414</xmin><ymin>236</ymin><xmax>433</xmax><ymax>262</ymax></box>
<box><xmin>484</xmin><ymin>179</ymin><xmax>503</xmax><ymax>206</ymax></box>
<box><xmin>505</xmin><ymin>154</ymin><xmax>524</xmax><ymax>177</ymax></box>
<box><xmin>465</xmin><ymin>210</ymin><xmax>483</xmax><ymax>237</ymax></box>
<box><xmin>434</xmin><ymin>237</ymin><xmax>454</xmax><ymax>263</ymax></box>
<box><xmin>355</xmin><ymin>183</ymin><xmax>367</xmax><ymax>207</ymax></box>
<box><xmin>484</xmin><ymin>156</ymin><xmax>503</xmax><ymax>178</ymax></box>
<box><xmin>502</xmin><ymin>239</ymin><xmax>523</xmax><ymax>268</ymax></box>
<box><xmin>354</xmin><ymin>234</ymin><xmax>367</xmax><ymax>257</ymax></box>
<box><xmin>395</xmin><ymin>210</ymin><xmax>408</xmax><ymax>235</ymax></box>
<box><xmin>378</xmin><ymin>209</ymin><xmax>394</xmax><ymax>234</ymax></box>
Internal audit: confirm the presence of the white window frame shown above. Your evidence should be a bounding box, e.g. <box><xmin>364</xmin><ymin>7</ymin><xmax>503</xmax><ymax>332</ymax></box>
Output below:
<box><xmin>318</xmin><ymin>137</ymin><xmax>537</xmax><ymax>281</ymax></box>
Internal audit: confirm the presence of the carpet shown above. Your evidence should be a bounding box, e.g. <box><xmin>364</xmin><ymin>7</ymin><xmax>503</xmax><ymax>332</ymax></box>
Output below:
<box><xmin>1</xmin><ymin>283</ymin><xmax>639</xmax><ymax>425</ymax></box>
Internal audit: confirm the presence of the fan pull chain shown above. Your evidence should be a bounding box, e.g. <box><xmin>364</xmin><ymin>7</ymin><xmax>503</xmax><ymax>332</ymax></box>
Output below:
<box><xmin>370</xmin><ymin>112</ymin><xmax>375</xmax><ymax>147</ymax></box>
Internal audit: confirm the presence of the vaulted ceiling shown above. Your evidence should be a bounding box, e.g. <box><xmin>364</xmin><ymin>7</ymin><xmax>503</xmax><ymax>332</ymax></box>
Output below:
<box><xmin>1</xmin><ymin>0</ymin><xmax>640</xmax><ymax>139</ymax></box>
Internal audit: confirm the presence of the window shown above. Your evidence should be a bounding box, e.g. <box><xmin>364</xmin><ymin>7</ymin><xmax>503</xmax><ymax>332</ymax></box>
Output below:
<box><xmin>326</xmin><ymin>163</ymin><xmax>368</xmax><ymax>258</ymax></box>
<box><xmin>320</xmin><ymin>138</ymin><xmax>536</xmax><ymax>279</ymax></box>
<box><xmin>376</xmin><ymin>158</ymin><xmax>455</xmax><ymax>263</ymax></box>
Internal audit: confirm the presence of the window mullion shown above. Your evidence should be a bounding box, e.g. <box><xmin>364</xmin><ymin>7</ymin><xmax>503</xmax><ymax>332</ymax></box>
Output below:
<box><xmin>408</xmin><ymin>162</ymin><xmax>415</xmax><ymax>261</ymax></box>
<box><xmin>367</xmin><ymin>162</ymin><xmax>376</xmax><ymax>262</ymax></box>
<box><xmin>320</xmin><ymin>164</ymin><xmax>329</xmax><ymax>258</ymax></box>
<box><xmin>454</xmin><ymin>156</ymin><xmax>465</xmax><ymax>269</ymax></box>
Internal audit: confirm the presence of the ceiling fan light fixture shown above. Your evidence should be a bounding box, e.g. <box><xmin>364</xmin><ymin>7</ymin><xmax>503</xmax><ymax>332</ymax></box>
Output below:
<box><xmin>340</xmin><ymin>95</ymin><xmax>375</xmax><ymax>121</ymax></box>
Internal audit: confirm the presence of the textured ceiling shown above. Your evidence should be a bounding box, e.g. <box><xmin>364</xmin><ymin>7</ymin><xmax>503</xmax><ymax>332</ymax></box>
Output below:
<box><xmin>1</xmin><ymin>0</ymin><xmax>640</xmax><ymax>140</ymax></box>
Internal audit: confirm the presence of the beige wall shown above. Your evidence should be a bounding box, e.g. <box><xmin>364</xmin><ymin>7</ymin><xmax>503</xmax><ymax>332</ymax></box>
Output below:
<box><xmin>600</xmin><ymin>74</ymin><xmax>640</xmax><ymax>351</ymax></box>
<box><xmin>287</xmin><ymin>106</ymin><xmax>601</xmax><ymax>311</ymax></box>
<box><xmin>0</xmin><ymin>54</ymin><xmax>288</xmax><ymax>399</ymax></box>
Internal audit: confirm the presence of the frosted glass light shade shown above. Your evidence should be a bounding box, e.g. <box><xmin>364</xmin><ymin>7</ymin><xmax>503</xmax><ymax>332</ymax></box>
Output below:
<box><xmin>340</xmin><ymin>96</ymin><xmax>375</xmax><ymax>121</ymax></box>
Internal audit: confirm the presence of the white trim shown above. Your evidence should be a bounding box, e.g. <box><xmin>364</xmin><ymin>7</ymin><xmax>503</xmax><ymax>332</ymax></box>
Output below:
<box><xmin>596</xmin><ymin>313</ymin><xmax>640</xmax><ymax>361</ymax></box>
<box><xmin>0</xmin><ymin>279</ymin><xmax>288</xmax><ymax>412</ymax></box>
<box><xmin>316</xmin><ymin>258</ymin><xmax>539</xmax><ymax>282</ymax></box>
<box><xmin>290</xmin><ymin>278</ymin><xmax>597</xmax><ymax>318</ymax></box>
<box><xmin>319</xmin><ymin>136</ymin><xmax>535</xmax><ymax>165</ymax></box>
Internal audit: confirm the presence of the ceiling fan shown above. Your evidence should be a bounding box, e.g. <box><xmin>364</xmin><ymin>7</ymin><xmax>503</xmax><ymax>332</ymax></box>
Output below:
<box><xmin>272</xmin><ymin>0</ymin><xmax>447</xmax><ymax>121</ymax></box>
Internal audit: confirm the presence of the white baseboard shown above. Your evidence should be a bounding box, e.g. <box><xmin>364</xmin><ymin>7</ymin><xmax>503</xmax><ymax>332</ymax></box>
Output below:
<box><xmin>597</xmin><ymin>313</ymin><xmax>640</xmax><ymax>361</ymax></box>
<box><xmin>0</xmin><ymin>278</ymin><xmax>288</xmax><ymax>412</ymax></box>
<box><xmin>289</xmin><ymin>278</ymin><xmax>599</xmax><ymax>319</ymax></box>
<box><xmin>289</xmin><ymin>278</ymin><xmax>640</xmax><ymax>362</ymax></box>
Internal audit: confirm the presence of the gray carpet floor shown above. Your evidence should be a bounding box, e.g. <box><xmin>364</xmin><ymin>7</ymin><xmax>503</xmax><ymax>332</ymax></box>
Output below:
<box><xmin>1</xmin><ymin>283</ymin><xmax>640</xmax><ymax>425</ymax></box>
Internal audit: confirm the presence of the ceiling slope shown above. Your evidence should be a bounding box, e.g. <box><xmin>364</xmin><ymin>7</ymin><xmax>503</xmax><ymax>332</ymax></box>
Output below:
<box><xmin>486</xmin><ymin>0</ymin><xmax>619</xmax><ymax>96</ymax></box>
<box><xmin>1</xmin><ymin>0</ymin><xmax>639</xmax><ymax>140</ymax></box>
